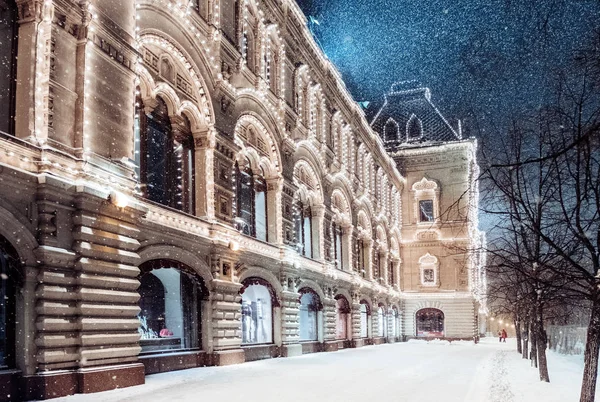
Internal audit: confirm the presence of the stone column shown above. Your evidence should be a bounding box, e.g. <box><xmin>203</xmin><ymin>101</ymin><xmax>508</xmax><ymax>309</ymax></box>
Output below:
<box><xmin>350</xmin><ymin>291</ymin><xmax>363</xmax><ymax>348</ymax></box>
<box><xmin>380</xmin><ymin>251</ymin><xmax>389</xmax><ymax>286</ymax></box>
<box><xmin>16</xmin><ymin>265</ymin><xmax>37</xmax><ymax>377</ymax></box>
<box><xmin>311</xmin><ymin>204</ymin><xmax>325</xmax><ymax>260</ymax></box>
<box><xmin>71</xmin><ymin>187</ymin><xmax>145</xmax><ymax>392</ymax></box>
<box><xmin>365</xmin><ymin>239</ymin><xmax>373</xmax><ymax>280</ymax></box>
<box><xmin>386</xmin><ymin>308</ymin><xmax>393</xmax><ymax>343</ymax></box>
<box><xmin>209</xmin><ymin>280</ymin><xmax>244</xmax><ymax>366</ymax></box>
<box><xmin>392</xmin><ymin>259</ymin><xmax>401</xmax><ymax>290</ymax></box>
<box><xmin>280</xmin><ymin>283</ymin><xmax>301</xmax><ymax>357</ymax></box>
<box><xmin>322</xmin><ymin>293</ymin><xmax>338</xmax><ymax>352</ymax></box>
<box><xmin>342</xmin><ymin>224</ymin><xmax>352</xmax><ymax>271</ymax></box>
<box><xmin>266</xmin><ymin>177</ymin><xmax>282</xmax><ymax>244</ymax></box>
<box><xmin>372</xmin><ymin>298</ymin><xmax>380</xmax><ymax>339</ymax></box>
<box><xmin>14</xmin><ymin>0</ymin><xmax>53</xmax><ymax>143</ymax></box>
<box><xmin>193</xmin><ymin>128</ymin><xmax>215</xmax><ymax>219</ymax></box>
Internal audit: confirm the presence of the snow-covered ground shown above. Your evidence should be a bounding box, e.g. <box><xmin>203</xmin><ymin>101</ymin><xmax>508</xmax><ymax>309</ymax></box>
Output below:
<box><xmin>49</xmin><ymin>338</ymin><xmax>599</xmax><ymax>402</ymax></box>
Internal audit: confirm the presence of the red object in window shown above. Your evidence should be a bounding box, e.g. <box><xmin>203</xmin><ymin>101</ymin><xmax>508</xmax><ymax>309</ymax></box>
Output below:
<box><xmin>159</xmin><ymin>328</ymin><xmax>173</xmax><ymax>337</ymax></box>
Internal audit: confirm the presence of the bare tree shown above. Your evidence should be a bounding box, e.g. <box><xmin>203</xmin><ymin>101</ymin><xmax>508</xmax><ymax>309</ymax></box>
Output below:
<box><xmin>481</xmin><ymin>36</ymin><xmax>600</xmax><ymax>400</ymax></box>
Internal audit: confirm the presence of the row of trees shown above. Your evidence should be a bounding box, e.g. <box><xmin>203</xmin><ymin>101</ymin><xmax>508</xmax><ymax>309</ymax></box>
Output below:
<box><xmin>481</xmin><ymin>31</ymin><xmax>600</xmax><ymax>402</ymax></box>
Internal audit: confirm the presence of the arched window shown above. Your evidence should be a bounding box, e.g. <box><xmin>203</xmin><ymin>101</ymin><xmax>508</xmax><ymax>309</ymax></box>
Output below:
<box><xmin>178</xmin><ymin>115</ymin><xmax>196</xmax><ymax>214</ymax></box>
<box><xmin>0</xmin><ymin>236</ymin><xmax>19</xmax><ymax>369</ymax></box>
<box><xmin>138</xmin><ymin>261</ymin><xmax>206</xmax><ymax>354</ymax></box>
<box><xmin>355</xmin><ymin>238</ymin><xmax>367</xmax><ymax>278</ymax></box>
<box><xmin>359</xmin><ymin>300</ymin><xmax>370</xmax><ymax>338</ymax></box>
<box><xmin>298</xmin><ymin>288</ymin><xmax>321</xmax><ymax>341</ymax></box>
<box><xmin>0</xmin><ymin>1</ymin><xmax>18</xmax><ymax>135</ymax></box>
<box><xmin>235</xmin><ymin>160</ymin><xmax>268</xmax><ymax>241</ymax></box>
<box><xmin>383</xmin><ymin>118</ymin><xmax>399</xmax><ymax>143</ymax></box>
<box><xmin>139</xmin><ymin>96</ymin><xmax>194</xmax><ymax>213</ymax></box>
<box><xmin>269</xmin><ymin>50</ymin><xmax>278</xmax><ymax>94</ymax></box>
<box><xmin>377</xmin><ymin>306</ymin><xmax>386</xmax><ymax>337</ymax></box>
<box><xmin>388</xmin><ymin>260</ymin><xmax>394</xmax><ymax>286</ymax></box>
<box><xmin>294</xmin><ymin>200</ymin><xmax>312</xmax><ymax>258</ymax></box>
<box><xmin>333</xmin><ymin>222</ymin><xmax>343</xmax><ymax>270</ymax></box>
<box><xmin>240</xmin><ymin>278</ymin><xmax>275</xmax><ymax>345</ymax></box>
<box><xmin>372</xmin><ymin>247</ymin><xmax>380</xmax><ymax>280</ymax></box>
<box><xmin>335</xmin><ymin>295</ymin><xmax>350</xmax><ymax>340</ymax></box>
<box><xmin>254</xmin><ymin>169</ymin><xmax>267</xmax><ymax>241</ymax></box>
<box><xmin>416</xmin><ymin>308</ymin><xmax>444</xmax><ymax>337</ymax></box>
<box><xmin>407</xmin><ymin>114</ymin><xmax>423</xmax><ymax>141</ymax></box>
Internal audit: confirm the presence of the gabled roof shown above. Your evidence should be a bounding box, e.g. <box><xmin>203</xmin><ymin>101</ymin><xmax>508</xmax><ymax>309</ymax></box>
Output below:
<box><xmin>369</xmin><ymin>82</ymin><xmax>461</xmax><ymax>150</ymax></box>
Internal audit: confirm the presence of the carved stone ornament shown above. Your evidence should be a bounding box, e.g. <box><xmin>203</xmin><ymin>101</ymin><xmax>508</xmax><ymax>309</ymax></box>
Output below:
<box><xmin>412</xmin><ymin>177</ymin><xmax>438</xmax><ymax>192</ymax></box>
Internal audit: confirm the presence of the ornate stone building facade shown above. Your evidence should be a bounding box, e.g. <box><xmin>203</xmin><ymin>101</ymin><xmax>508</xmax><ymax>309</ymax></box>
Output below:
<box><xmin>0</xmin><ymin>0</ymin><xmax>485</xmax><ymax>400</ymax></box>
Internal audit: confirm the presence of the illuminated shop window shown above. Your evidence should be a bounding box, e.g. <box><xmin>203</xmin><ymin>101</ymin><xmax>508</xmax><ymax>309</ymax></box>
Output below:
<box><xmin>241</xmin><ymin>280</ymin><xmax>274</xmax><ymax>345</ymax></box>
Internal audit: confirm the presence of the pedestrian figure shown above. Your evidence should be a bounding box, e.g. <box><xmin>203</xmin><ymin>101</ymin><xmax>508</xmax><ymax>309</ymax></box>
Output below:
<box><xmin>501</xmin><ymin>329</ymin><xmax>507</xmax><ymax>342</ymax></box>
<box><xmin>498</xmin><ymin>330</ymin><xmax>502</xmax><ymax>342</ymax></box>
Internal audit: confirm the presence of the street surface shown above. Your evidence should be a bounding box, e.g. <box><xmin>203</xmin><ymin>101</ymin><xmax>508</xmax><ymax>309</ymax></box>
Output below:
<box><xmin>49</xmin><ymin>338</ymin><xmax>596</xmax><ymax>402</ymax></box>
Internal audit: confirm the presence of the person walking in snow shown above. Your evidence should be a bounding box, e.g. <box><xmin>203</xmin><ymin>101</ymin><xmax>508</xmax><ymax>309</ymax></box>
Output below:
<box><xmin>498</xmin><ymin>330</ymin><xmax>502</xmax><ymax>342</ymax></box>
<box><xmin>501</xmin><ymin>329</ymin><xmax>507</xmax><ymax>342</ymax></box>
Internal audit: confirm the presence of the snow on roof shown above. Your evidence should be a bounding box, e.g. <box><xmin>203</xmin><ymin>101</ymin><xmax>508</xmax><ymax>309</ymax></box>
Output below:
<box><xmin>369</xmin><ymin>82</ymin><xmax>461</xmax><ymax>150</ymax></box>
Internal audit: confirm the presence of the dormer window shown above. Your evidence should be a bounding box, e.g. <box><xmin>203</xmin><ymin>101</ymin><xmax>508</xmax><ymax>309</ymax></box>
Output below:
<box><xmin>406</xmin><ymin>114</ymin><xmax>423</xmax><ymax>141</ymax></box>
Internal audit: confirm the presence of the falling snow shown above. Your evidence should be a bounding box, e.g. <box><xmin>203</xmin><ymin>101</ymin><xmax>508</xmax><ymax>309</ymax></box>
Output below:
<box><xmin>297</xmin><ymin>0</ymin><xmax>600</xmax><ymax>138</ymax></box>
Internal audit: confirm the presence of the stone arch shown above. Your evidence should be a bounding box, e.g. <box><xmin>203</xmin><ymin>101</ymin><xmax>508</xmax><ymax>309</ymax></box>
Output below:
<box><xmin>138</xmin><ymin>245</ymin><xmax>213</xmax><ymax>291</ymax></box>
<box><xmin>137</xmin><ymin>6</ymin><xmax>220</xmax><ymax>88</ymax></box>
<box><xmin>137</xmin><ymin>32</ymin><xmax>214</xmax><ymax>129</ymax></box>
<box><xmin>356</xmin><ymin>209</ymin><xmax>372</xmax><ymax>239</ymax></box>
<box><xmin>330</xmin><ymin>188</ymin><xmax>352</xmax><ymax>225</ymax></box>
<box><xmin>334</xmin><ymin>289</ymin><xmax>353</xmax><ymax>306</ymax></box>
<box><xmin>296</xmin><ymin>279</ymin><xmax>326</xmax><ymax>301</ymax></box>
<box><xmin>293</xmin><ymin>159</ymin><xmax>323</xmax><ymax>205</ymax></box>
<box><xmin>234</xmin><ymin>113</ymin><xmax>282</xmax><ymax>177</ymax></box>
<box><xmin>295</xmin><ymin>140</ymin><xmax>326</xmax><ymax>178</ymax></box>
<box><xmin>359</xmin><ymin>297</ymin><xmax>372</xmax><ymax>315</ymax></box>
<box><xmin>0</xmin><ymin>204</ymin><xmax>37</xmax><ymax>267</ymax></box>
<box><xmin>237</xmin><ymin>266</ymin><xmax>284</xmax><ymax>303</ymax></box>
<box><xmin>375</xmin><ymin>224</ymin><xmax>388</xmax><ymax>252</ymax></box>
<box><xmin>235</xmin><ymin>92</ymin><xmax>286</xmax><ymax>144</ymax></box>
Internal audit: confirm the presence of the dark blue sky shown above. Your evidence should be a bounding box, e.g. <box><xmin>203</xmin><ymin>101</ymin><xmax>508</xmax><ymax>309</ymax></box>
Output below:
<box><xmin>297</xmin><ymin>0</ymin><xmax>600</xmax><ymax>135</ymax></box>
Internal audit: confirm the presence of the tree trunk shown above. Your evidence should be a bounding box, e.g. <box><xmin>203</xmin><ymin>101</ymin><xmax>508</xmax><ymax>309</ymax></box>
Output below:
<box><xmin>515</xmin><ymin>318</ymin><xmax>522</xmax><ymax>355</ymax></box>
<box><xmin>535</xmin><ymin>304</ymin><xmax>549</xmax><ymax>382</ymax></box>
<box><xmin>530</xmin><ymin>316</ymin><xmax>538</xmax><ymax>368</ymax></box>
<box><xmin>580</xmin><ymin>297</ymin><xmax>600</xmax><ymax>402</ymax></box>
<box><xmin>522</xmin><ymin>319</ymin><xmax>529</xmax><ymax>359</ymax></box>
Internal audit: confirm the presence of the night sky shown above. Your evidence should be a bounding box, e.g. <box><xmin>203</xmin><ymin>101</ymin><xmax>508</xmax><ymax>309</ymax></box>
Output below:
<box><xmin>296</xmin><ymin>0</ymin><xmax>600</xmax><ymax>138</ymax></box>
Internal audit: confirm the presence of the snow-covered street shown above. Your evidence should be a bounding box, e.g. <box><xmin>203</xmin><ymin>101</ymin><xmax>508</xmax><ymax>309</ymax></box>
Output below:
<box><xmin>50</xmin><ymin>338</ymin><xmax>598</xmax><ymax>402</ymax></box>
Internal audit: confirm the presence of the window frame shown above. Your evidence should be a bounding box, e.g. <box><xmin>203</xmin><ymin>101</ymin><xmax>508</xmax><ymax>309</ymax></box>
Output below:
<box><xmin>137</xmin><ymin>260</ymin><xmax>207</xmax><ymax>355</ymax></box>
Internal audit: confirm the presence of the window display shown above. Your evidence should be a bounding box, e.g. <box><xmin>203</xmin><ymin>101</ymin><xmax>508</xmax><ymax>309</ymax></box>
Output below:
<box><xmin>335</xmin><ymin>296</ymin><xmax>350</xmax><ymax>340</ymax></box>
<box><xmin>138</xmin><ymin>266</ymin><xmax>202</xmax><ymax>353</ymax></box>
<box><xmin>298</xmin><ymin>289</ymin><xmax>321</xmax><ymax>341</ymax></box>
<box><xmin>360</xmin><ymin>301</ymin><xmax>369</xmax><ymax>338</ymax></box>
<box><xmin>416</xmin><ymin>308</ymin><xmax>444</xmax><ymax>337</ymax></box>
<box><xmin>0</xmin><ymin>237</ymin><xmax>18</xmax><ymax>369</ymax></box>
<box><xmin>241</xmin><ymin>283</ymin><xmax>273</xmax><ymax>344</ymax></box>
<box><xmin>377</xmin><ymin>306</ymin><xmax>386</xmax><ymax>337</ymax></box>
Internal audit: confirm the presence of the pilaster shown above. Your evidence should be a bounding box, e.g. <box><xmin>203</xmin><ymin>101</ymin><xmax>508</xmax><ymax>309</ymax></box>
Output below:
<box><xmin>209</xmin><ymin>280</ymin><xmax>244</xmax><ymax>366</ymax></box>
<box><xmin>193</xmin><ymin>128</ymin><xmax>216</xmax><ymax>219</ymax></box>
<box><xmin>14</xmin><ymin>0</ymin><xmax>53</xmax><ymax>144</ymax></box>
